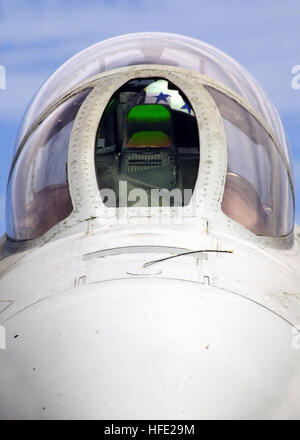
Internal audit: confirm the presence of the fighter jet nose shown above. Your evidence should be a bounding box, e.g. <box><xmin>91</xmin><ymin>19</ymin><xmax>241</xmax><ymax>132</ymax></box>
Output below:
<box><xmin>0</xmin><ymin>278</ymin><xmax>298</xmax><ymax>419</ymax></box>
<box><xmin>1</xmin><ymin>32</ymin><xmax>299</xmax><ymax>420</ymax></box>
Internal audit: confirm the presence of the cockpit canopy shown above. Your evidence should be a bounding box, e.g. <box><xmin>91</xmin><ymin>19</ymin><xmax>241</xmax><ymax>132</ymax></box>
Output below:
<box><xmin>5</xmin><ymin>33</ymin><xmax>295</xmax><ymax>243</ymax></box>
<box><xmin>14</xmin><ymin>32</ymin><xmax>291</xmax><ymax>166</ymax></box>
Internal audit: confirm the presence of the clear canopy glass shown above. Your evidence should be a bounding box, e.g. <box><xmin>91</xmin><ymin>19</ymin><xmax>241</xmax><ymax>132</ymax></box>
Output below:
<box><xmin>14</xmin><ymin>33</ymin><xmax>291</xmax><ymax>167</ymax></box>
<box><xmin>6</xmin><ymin>89</ymin><xmax>92</xmax><ymax>240</ymax></box>
<box><xmin>206</xmin><ymin>86</ymin><xmax>294</xmax><ymax>237</ymax></box>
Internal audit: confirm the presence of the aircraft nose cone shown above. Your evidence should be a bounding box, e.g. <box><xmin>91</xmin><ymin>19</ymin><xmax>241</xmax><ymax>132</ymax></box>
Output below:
<box><xmin>1</xmin><ymin>277</ymin><xmax>299</xmax><ymax>419</ymax></box>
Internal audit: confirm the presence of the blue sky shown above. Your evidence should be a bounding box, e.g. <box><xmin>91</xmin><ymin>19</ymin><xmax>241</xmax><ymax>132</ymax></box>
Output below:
<box><xmin>0</xmin><ymin>0</ymin><xmax>300</xmax><ymax>235</ymax></box>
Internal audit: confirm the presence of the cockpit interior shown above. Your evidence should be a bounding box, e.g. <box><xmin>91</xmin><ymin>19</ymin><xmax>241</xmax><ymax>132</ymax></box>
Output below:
<box><xmin>95</xmin><ymin>78</ymin><xmax>200</xmax><ymax>208</ymax></box>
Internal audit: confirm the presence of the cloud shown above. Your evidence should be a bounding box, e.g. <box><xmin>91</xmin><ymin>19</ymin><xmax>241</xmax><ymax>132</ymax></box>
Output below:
<box><xmin>0</xmin><ymin>0</ymin><xmax>298</xmax><ymax>48</ymax></box>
